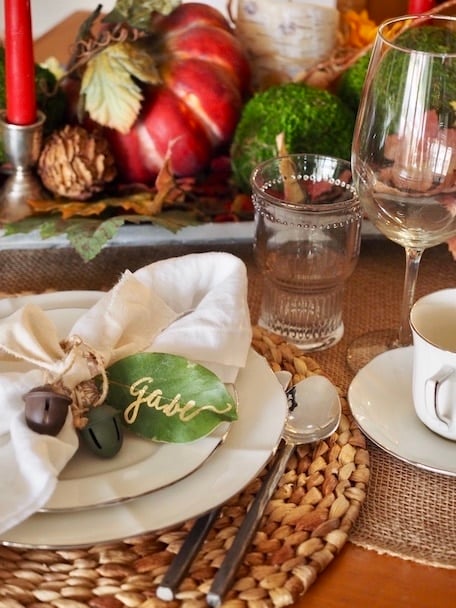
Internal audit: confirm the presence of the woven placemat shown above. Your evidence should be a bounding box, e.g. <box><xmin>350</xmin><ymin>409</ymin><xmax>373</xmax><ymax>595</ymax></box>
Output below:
<box><xmin>0</xmin><ymin>325</ymin><xmax>369</xmax><ymax>608</ymax></box>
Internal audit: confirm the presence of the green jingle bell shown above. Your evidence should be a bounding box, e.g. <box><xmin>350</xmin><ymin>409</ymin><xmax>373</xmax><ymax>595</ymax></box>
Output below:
<box><xmin>80</xmin><ymin>403</ymin><xmax>123</xmax><ymax>458</ymax></box>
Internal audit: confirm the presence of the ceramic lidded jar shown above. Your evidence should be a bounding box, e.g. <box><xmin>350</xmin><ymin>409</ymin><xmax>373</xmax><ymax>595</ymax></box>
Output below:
<box><xmin>233</xmin><ymin>0</ymin><xmax>340</xmax><ymax>88</ymax></box>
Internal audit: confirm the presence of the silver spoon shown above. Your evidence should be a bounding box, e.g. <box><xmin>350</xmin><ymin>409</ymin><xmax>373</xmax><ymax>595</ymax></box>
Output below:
<box><xmin>156</xmin><ymin>373</ymin><xmax>340</xmax><ymax>603</ymax></box>
<box><xmin>206</xmin><ymin>374</ymin><xmax>341</xmax><ymax>607</ymax></box>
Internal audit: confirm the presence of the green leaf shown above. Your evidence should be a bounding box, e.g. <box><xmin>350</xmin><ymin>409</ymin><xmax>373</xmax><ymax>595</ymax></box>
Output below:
<box><xmin>81</xmin><ymin>41</ymin><xmax>161</xmax><ymax>133</ymax></box>
<box><xmin>106</xmin><ymin>353</ymin><xmax>238</xmax><ymax>443</ymax></box>
<box><xmin>2</xmin><ymin>211</ymin><xmax>204</xmax><ymax>262</ymax></box>
<box><xmin>3</xmin><ymin>216</ymin><xmax>49</xmax><ymax>236</ymax></box>
<box><xmin>65</xmin><ymin>217</ymin><xmax>126</xmax><ymax>261</ymax></box>
<box><xmin>38</xmin><ymin>218</ymin><xmax>67</xmax><ymax>239</ymax></box>
<box><xmin>3</xmin><ymin>216</ymin><xmax>126</xmax><ymax>262</ymax></box>
<box><xmin>104</xmin><ymin>0</ymin><xmax>181</xmax><ymax>30</ymax></box>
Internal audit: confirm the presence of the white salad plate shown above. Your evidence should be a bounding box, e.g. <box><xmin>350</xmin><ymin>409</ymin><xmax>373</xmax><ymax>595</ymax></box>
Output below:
<box><xmin>53</xmin><ymin>422</ymin><xmax>229</xmax><ymax>511</ymax></box>
<box><xmin>0</xmin><ymin>291</ymin><xmax>229</xmax><ymax>512</ymax></box>
<box><xmin>0</xmin><ymin>291</ymin><xmax>288</xmax><ymax>548</ymax></box>
<box><xmin>348</xmin><ymin>346</ymin><xmax>456</xmax><ymax>477</ymax></box>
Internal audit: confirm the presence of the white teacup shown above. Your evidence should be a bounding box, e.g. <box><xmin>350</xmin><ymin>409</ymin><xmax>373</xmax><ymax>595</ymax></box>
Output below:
<box><xmin>410</xmin><ymin>289</ymin><xmax>456</xmax><ymax>441</ymax></box>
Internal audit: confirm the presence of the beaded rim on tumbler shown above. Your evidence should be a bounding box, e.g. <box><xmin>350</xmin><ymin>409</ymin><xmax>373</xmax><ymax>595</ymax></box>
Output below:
<box><xmin>250</xmin><ymin>153</ymin><xmax>358</xmax><ymax>212</ymax></box>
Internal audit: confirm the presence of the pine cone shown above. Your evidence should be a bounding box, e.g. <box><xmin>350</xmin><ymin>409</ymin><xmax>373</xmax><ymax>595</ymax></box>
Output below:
<box><xmin>38</xmin><ymin>125</ymin><xmax>117</xmax><ymax>200</ymax></box>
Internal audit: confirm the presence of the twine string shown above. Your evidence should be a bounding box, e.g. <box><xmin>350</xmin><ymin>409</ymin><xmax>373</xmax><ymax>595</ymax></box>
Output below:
<box><xmin>44</xmin><ymin>335</ymin><xmax>109</xmax><ymax>427</ymax></box>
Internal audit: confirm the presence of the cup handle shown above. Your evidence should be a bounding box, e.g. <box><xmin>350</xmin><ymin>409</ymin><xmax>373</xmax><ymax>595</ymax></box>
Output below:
<box><xmin>425</xmin><ymin>366</ymin><xmax>456</xmax><ymax>430</ymax></box>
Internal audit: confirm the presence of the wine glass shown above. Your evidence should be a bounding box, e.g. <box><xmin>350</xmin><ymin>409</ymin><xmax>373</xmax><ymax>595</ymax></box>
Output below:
<box><xmin>347</xmin><ymin>13</ymin><xmax>456</xmax><ymax>372</ymax></box>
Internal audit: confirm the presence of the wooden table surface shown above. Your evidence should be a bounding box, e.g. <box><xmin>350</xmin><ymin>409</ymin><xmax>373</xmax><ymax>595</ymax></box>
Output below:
<box><xmin>30</xmin><ymin>10</ymin><xmax>454</xmax><ymax>608</ymax></box>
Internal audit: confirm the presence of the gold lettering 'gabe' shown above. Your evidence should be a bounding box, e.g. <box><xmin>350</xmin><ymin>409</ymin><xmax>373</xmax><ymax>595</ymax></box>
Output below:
<box><xmin>123</xmin><ymin>376</ymin><xmax>233</xmax><ymax>425</ymax></box>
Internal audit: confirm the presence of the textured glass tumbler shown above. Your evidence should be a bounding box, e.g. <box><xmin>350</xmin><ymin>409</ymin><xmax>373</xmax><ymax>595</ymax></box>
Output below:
<box><xmin>252</xmin><ymin>154</ymin><xmax>362</xmax><ymax>351</ymax></box>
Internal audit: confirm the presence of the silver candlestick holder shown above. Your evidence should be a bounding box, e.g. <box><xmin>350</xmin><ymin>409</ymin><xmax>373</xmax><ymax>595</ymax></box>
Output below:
<box><xmin>0</xmin><ymin>110</ymin><xmax>46</xmax><ymax>222</ymax></box>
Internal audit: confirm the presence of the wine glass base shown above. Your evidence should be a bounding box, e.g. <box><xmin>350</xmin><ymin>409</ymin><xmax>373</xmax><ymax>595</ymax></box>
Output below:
<box><xmin>346</xmin><ymin>328</ymin><xmax>400</xmax><ymax>374</ymax></box>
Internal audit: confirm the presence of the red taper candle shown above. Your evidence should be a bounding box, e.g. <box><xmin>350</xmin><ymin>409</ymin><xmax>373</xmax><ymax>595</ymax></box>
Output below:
<box><xmin>3</xmin><ymin>0</ymin><xmax>37</xmax><ymax>125</ymax></box>
<box><xmin>407</xmin><ymin>0</ymin><xmax>436</xmax><ymax>12</ymax></box>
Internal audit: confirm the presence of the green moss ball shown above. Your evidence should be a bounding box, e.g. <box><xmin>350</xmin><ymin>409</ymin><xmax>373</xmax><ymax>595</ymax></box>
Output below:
<box><xmin>230</xmin><ymin>82</ymin><xmax>356</xmax><ymax>192</ymax></box>
<box><xmin>337</xmin><ymin>52</ymin><xmax>371</xmax><ymax>113</ymax></box>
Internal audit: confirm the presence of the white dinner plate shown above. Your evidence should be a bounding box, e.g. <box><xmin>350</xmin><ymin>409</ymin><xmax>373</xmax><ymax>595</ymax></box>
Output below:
<box><xmin>348</xmin><ymin>346</ymin><xmax>456</xmax><ymax>477</ymax></box>
<box><xmin>0</xmin><ymin>291</ymin><xmax>287</xmax><ymax>548</ymax></box>
<box><xmin>0</xmin><ymin>292</ymin><xmax>230</xmax><ymax>511</ymax></box>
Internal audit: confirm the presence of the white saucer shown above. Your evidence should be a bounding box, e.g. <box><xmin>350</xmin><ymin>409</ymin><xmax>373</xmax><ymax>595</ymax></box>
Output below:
<box><xmin>348</xmin><ymin>346</ymin><xmax>456</xmax><ymax>477</ymax></box>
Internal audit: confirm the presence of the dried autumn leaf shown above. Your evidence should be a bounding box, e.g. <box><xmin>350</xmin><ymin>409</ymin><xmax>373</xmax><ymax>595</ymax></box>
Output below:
<box><xmin>28</xmin><ymin>199</ymin><xmax>107</xmax><ymax>219</ymax></box>
<box><xmin>103</xmin><ymin>192</ymin><xmax>169</xmax><ymax>215</ymax></box>
<box><xmin>103</xmin><ymin>0</ymin><xmax>181</xmax><ymax>30</ymax></box>
<box><xmin>275</xmin><ymin>132</ymin><xmax>307</xmax><ymax>204</ymax></box>
<box><xmin>81</xmin><ymin>41</ymin><xmax>161</xmax><ymax>133</ymax></box>
<box><xmin>76</xmin><ymin>5</ymin><xmax>103</xmax><ymax>43</ymax></box>
<box><xmin>28</xmin><ymin>191</ymin><xmax>169</xmax><ymax>220</ymax></box>
<box><xmin>153</xmin><ymin>140</ymin><xmax>186</xmax><ymax>207</ymax></box>
<box><xmin>340</xmin><ymin>9</ymin><xmax>377</xmax><ymax>49</ymax></box>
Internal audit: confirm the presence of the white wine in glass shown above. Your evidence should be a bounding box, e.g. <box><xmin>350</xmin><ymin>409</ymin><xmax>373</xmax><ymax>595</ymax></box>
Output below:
<box><xmin>348</xmin><ymin>13</ymin><xmax>456</xmax><ymax>371</ymax></box>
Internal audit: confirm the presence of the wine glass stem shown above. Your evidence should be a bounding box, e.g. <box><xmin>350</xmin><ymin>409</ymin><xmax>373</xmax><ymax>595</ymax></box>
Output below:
<box><xmin>397</xmin><ymin>247</ymin><xmax>424</xmax><ymax>347</ymax></box>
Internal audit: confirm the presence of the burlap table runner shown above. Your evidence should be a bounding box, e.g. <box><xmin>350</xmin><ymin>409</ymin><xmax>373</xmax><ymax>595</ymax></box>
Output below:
<box><xmin>0</xmin><ymin>236</ymin><xmax>454</xmax><ymax>573</ymax></box>
<box><xmin>253</xmin><ymin>238</ymin><xmax>456</xmax><ymax>570</ymax></box>
<box><xmin>313</xmin><ymin>240</ymin><xmax>456</xmax><ymax>570</ymax></box>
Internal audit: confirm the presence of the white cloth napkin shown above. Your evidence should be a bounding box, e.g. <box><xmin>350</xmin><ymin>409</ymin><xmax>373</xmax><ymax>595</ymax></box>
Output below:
<box><xmin>0</xmin><ymin>252</ymin><xmax>252</xmax><ymax>534</ymax></box>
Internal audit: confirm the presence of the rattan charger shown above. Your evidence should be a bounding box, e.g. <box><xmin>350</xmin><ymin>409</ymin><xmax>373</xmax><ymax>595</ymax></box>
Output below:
<box><xmin>0</xmin><ymin>326</ymin><xmax>370</xmax><ymax>608</ymax></box>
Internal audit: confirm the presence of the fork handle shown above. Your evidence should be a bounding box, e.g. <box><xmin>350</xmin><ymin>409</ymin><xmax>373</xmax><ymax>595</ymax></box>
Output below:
<box><xmin>206</xmin><ymin>440</ymin><xmax>294</xmax><ymax>607</ymax></box>
<box><xmin>156</xmin><ymin>507</ymin><xmax>221</xmax><ymax>601</ymax></box>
